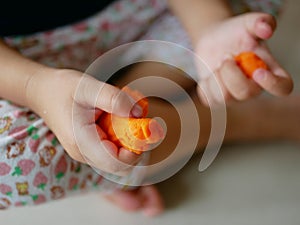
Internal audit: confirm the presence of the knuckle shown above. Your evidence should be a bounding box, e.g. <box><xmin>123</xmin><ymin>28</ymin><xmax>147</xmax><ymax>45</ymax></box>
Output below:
<box><xmin>108</xmin><ymin>91</ymin><xmax>118</xmax><ymax>111</ymax></box>
<box><xmin>235</xmin><ymin>86</ymin><xmax>252</xmax><ymax>100</ymax></box>
<box><xmin>110</xmin><ymin>90</ymin><xmax>128</xmax><ymax>112</ymax></box>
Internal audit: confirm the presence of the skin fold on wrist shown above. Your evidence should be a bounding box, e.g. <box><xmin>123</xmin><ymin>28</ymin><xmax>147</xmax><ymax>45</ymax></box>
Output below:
<box><xmin>167</xmin><ymin>0</ymin><xmax>233</xmax><ymax>45</ymax></box>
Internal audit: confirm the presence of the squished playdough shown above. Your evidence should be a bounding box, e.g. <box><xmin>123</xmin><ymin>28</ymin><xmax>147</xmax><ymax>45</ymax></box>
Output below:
<box><xmin>98</xmin><ymin>86</ymin><xmax>165</xmax><ymax>155</ymax></box>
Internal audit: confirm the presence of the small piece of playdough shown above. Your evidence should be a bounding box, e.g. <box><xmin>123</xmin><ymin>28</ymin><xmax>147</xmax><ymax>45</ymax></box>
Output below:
<box><xmin>235</xmin><ymin>52</ymin><xmax>268</xmax><ymax>78</ymax></box>
<box><xmin>98</xmin><ymin>86</ymin><xmax>165</xmax><ymax>155</ymax></box>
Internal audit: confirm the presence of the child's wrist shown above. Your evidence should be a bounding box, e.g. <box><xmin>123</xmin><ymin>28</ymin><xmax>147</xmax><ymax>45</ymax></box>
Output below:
<box><xmin>25</xmin><ymin>68</ymin><xmax>83</xmax><ymax>119</ymax></box>
<box><xmin>168</xmin><ymin>0</ymin><xmax>233</xmax><ymax>47</ymax></box>
<box><xmin>25</xmin><ymin>66</ymin><xmax>59</xmax><ymax>114</ymax></box>
<box><xmin>188</xmin><ymin>16</ymin><xmax>232</xmax><ymax>47</ymax></box>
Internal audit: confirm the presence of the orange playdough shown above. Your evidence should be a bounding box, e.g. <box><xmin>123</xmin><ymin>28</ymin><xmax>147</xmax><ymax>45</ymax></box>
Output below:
<box><xmin>235</xmin><ymin>52</ymin><xmax>268</xmax><ymax>78</ymax></box>
<box><xmin>98</xmin><ymin>86</ymin><xmax>165</xmax><ymax>155</ymax></box>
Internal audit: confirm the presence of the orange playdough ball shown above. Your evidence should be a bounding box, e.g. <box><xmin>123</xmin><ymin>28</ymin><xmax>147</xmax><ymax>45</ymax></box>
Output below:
<box><xmin>235</xmin><ymin>52</ymin><xmax>268</xmax><ymax>78</ymax></box>
<box><xmin>97</xmin><ymin>86</ymin><xmax>165</xmax><ymax>155</ymax></box>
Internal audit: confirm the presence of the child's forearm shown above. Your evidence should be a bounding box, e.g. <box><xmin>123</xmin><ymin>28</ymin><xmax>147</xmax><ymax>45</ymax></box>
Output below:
<box><xmin>167</xmin><ymin>0</ymin><xmax>233</xmax><ymax>45</ymax></box>
<box><xmin>0</xmin><ymin>39</ymin><xmax>52</xmax><ymax>107</ymax></box>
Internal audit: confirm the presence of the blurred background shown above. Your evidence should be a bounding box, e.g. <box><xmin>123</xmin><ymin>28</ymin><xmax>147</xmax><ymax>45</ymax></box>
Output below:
<box><xmin>1</xmin><ymin>0</ymin><xmax>300</xmax><ymax>224</ymax></box>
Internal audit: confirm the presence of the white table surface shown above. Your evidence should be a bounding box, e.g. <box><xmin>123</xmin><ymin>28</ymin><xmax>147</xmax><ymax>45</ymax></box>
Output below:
<box><xmin>1</xmin><ymin>142</ymin><xmax>300</xmax><ymax>225</ymax></box>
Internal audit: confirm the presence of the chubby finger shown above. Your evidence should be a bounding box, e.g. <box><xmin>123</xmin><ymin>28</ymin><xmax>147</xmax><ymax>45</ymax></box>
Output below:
<box><xmin>197</xmin><ymin>73</ymin><xmax>233</xmax><ymax>107</ymax></box>
<box><xmin>96</xmin><ymin>83</ymin><xmax>143</xmax><ymax>117</ymax></box>
<box><xmin>254</xmin><ymin>47</ymin><xmax>293</xmax><ymax>96</ymax></box>
<box><xmin>75</xmin><ymin>122</ymin><xmax>135</xmax><ymax>176</ymax></box>
<box><xmin>119</xmin><ymin>147</ymin><xmax>142</xmax><ymax>165</ymax></box>
<box><xmin>252</xmin><ymin>68</ymin><xmax>293</xmax><ymax>96</ymax></box>
<box><xmin>244</xmin><ymin>12</ymin><xmax>277</xmax><ymax>40</ymax></box>
<box><xmin>75</xmin><ymin>74</ymin><xmax>143</xmax><ymax>117</ymax></box>
<box><xmin>220</xmin><ymin>58</ymin><xmax>262</xmax><ymax>100</ymax></box>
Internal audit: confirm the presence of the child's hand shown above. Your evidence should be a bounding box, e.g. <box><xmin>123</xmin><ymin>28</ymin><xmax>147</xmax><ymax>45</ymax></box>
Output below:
<box><xmin>26</xmin><ymin>68</ymin><xmax>144</xmax><ymax>176</ymax></box>
<box><xmin>195</xmin><ymin>12</ymin><xmax>293</xmax><ymax>106</ymax></box>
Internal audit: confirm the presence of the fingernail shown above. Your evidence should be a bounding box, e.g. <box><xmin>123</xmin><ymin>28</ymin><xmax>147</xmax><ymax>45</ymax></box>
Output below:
<box><xmin>258</xmin><ymin>21</ymin><xmax>270</xmax><ymax>31</ymax></box>
<box><xmin>257</xmin><ymin>21</ymin><xmax>273</xmax><ymax>38</ymax></box>
<box><xmin>131</xmin><ymin>105</ymin><xmax>143</xmax><ymax>118</ymax></box>
<box><xmin>253</xmin><ymin>68</ymin><xmax>267</xmax><ymax>82</ymax></box>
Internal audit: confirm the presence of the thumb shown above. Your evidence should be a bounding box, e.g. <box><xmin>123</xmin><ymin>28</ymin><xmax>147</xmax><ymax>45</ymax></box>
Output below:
<box><xmin>244</xmin><ymin>12</ymin><xmax>277</xmax><ymax>40</ymax></box>
<box><xmin>74</xmin><ymin>74</ymin><xmax>143</xmax><ymax>117</ymax></box>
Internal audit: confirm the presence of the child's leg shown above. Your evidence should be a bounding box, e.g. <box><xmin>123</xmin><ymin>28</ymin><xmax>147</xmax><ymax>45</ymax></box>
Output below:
<box><xmin>0</xmin><ymin>100</ymin><xmax>109</xmax><ymax>208</ymax></box>
<box><xmin>0</xmin><ymin>99</ymin><xmax>164</xmax><ymax>215</ymax></box>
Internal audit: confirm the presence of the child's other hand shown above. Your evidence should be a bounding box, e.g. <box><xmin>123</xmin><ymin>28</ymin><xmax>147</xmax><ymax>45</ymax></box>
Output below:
<box><xmin>195</xmin><ymin>12</ymin><xmax>293</xmax><ymax>106</ymax></box>
<box><xmin>26</xmin><ymin>68</ymin><xmax>143</xmax><ymax>176</ymax></box>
